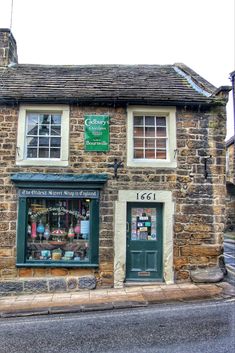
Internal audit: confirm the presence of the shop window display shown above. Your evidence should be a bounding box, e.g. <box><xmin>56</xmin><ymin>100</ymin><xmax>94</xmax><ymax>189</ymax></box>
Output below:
<box><xmin>27</xmin><ymin>198</ymin><xmax>91</xmax><ymax>263</ymax></box>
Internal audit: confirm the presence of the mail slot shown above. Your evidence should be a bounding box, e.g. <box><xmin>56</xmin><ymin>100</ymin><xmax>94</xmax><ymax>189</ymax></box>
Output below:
<box><xmin>138</xmin><ymin>271</ymin><xmax>150</xmax><ymax>276</ymax></box>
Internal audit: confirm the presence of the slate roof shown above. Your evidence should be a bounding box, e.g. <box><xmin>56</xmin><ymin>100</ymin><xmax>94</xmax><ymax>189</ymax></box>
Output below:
<box><xmin>0</xmin><ymin>62</ymin><xmax>227</xmax><ymax>106</ymax></box>
<box><xmin>226</xmin><ymin>135</ymin><xmax>235</xmax><ymax>147</ymax></box>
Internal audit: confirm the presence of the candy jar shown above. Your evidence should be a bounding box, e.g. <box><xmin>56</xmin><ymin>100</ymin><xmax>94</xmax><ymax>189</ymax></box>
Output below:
<box><xmin>68</xmin><ymin>224</ymin><xmax>75</xmax><ymax>242</ymax></box>
<box><xmin>31</xmin><ymin>221</ymin><xmax>37</xmax><ymax>243</ymax></box>
<box><xmin>37</xmin><ymin>220</ymin><xmax>45</xmax><ymax>243</ymax></box>
<box><xmin>44</xmin><ymin>224</ymin><xmax>50</xmax><ymax>242</ymax></box>
<box><xmin>27</xmin><ymin>224</ymin><xmax>31</xmax><ymax>237</ymax></box>
<box><xmin>74</xmin><ymin>221</ymin><xmax>80</xmax><ymax>238</ymax></box>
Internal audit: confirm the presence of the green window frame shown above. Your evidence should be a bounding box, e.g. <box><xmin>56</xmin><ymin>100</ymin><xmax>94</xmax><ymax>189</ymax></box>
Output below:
<box><xmin>11</xmin><ymin>173</ymin><xmax>108</xmax><ymax>268</ymax></box>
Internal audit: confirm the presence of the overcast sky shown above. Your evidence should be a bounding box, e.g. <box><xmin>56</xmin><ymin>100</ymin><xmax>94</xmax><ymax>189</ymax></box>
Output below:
<box><xmin>0</xmin><ymin>0</ymin><xmax>234</xmax><ymax>137</ymax></box>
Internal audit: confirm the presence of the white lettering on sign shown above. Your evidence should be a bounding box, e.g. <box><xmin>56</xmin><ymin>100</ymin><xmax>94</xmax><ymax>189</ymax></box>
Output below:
<box><xmin>85</xmin><ymin>119</ymin><xmax>107</xmax><ymax>127</ymax></box>
<box><xmin>136</xmin><ymin>192</ymin><xmax>156</xmax><ymax>201</ymax></box>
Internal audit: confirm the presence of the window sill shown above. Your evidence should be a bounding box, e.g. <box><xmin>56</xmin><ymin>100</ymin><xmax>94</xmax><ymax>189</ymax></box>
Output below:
<box><xmin>16</xmin><ymin>160</ymin><xmax>69</xmax><ymax>167</ymax></box>
<box><xmin>127</xmin><ymin>160</ymin><xmax>177</xmax><ymax>168</ymax></box>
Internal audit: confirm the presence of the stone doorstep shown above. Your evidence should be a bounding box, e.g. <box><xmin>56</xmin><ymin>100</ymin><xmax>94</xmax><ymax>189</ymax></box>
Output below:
<box><xmin>160</xmin><ymin>284</ymin><xmax>180</xmax><ymax>290</ymax></box>
<box><xmin>124</xmin><ymin>287</ymin><xmax>144</xmax><ymax>293</ymax></box>
<box><xmin>141</xmin><ymin>287</ymin><xmax>163</xmax><ymax>292</ymax></box>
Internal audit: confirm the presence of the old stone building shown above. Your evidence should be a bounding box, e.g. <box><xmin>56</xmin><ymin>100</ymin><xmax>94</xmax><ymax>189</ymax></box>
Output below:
<box><xmin>0</xmin><ymin>29</ymin><xmax>231</xmax><ymax>295</ymax></box>
<box><xmin>225</xmin><ymin>70</ymin><xmax>235</xmax><ymax>230</ymax></box>
<box><xmin>225</xmin><ymin>136</ymin><xmax>235</xmax><ymax>230</ymax></box>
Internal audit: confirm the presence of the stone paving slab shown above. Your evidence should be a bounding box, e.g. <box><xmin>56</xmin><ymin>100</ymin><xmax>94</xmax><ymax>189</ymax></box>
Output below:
<box><xmin>0</xmin><ymin>282</ymin><xmax>234</xmax><ymax>318</ymax></box>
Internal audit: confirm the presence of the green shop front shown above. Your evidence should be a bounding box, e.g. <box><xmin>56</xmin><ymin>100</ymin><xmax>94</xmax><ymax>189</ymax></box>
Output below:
<box><xmin>11</xmin><ymin>173</ymin><xmax>107</xmax><ymax>269</ymax></box>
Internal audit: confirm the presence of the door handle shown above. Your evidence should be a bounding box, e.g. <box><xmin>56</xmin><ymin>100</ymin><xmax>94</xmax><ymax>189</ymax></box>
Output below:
<box><xmin>126</xmin><ymin>222</ymin><xmax>129</xmax><ymax>232</ymax></box>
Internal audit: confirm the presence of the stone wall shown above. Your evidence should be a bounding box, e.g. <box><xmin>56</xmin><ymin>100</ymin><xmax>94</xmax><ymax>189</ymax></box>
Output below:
<box><xmin>226</xmin><ymin>143</ymin><xmax>234</xmax><ymax>184</ymax></box>
<box><xmin>225</xmin><ymin>142</ymin><xmax>235</xmax><ymax>230</ymax></box>
<box><xmin>0</xmin><ymin>103</ymin><xmax>227</xmax><ymax>290</ymax></box>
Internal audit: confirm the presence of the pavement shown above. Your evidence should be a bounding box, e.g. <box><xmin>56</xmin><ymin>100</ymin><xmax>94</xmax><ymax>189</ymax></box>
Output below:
<box><xmin>0</xmin><ymin>281</ymin><xmax>235</xmax><ymax>318</ymax></box>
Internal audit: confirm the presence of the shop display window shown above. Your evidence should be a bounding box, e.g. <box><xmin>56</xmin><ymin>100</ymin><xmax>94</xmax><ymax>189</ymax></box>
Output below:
<box><xmin>27</xmin><ymin>198</ymin><xmax>91</xmax><ymax>262</ymax></box>
<box><xmin>11</xmin><ymin>173</ymin><xmax>108</xmax><ymax>268</ymax></box>
<box><xmin>14</xmin><ymin>187</ymin><xmax>101</xmax><ymax>267</ymax></box>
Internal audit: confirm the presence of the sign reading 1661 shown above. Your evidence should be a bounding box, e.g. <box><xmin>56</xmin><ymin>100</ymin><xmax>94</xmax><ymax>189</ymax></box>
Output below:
<box><xmin>84</xmin><ymin>115</ymin><xmax>110</xmax><ymax>152</ymax></box>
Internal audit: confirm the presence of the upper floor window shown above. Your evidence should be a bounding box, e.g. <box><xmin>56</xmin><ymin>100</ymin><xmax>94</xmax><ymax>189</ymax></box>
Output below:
<box><xmin>127</xmin><ymin>106</ymin><xmax>177</xmax><ymax>168</ymax></box>
<box><xmin>16</xmin><ymin>105</ymin><xmax>69</xmax><ymax>166</ymax></box>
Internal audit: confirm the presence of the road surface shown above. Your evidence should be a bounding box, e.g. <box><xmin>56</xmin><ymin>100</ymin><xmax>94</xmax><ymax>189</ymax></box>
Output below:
<box><xmin>0</xmin><ymin>300</ymin><xmax>234</xmax><ymax>353</ymax></box>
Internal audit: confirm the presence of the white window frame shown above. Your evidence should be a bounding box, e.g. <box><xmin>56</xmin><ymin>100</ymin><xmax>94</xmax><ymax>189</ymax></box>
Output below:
<box><xmin>16</xmin><ymin>104</ymin><xmax>70</xmax><ymax>167</ymax></box>
<box><xmin>127</xmin><ymin>106</ymin><xmax>177</xmax><ymax>168</ymax></box>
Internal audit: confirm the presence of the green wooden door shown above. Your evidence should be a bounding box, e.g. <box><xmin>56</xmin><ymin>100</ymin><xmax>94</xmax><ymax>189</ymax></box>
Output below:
<box><xmin>126</xmin><ymin>203</ymin><xmax>163</xmax><ymax>281</ymax></box>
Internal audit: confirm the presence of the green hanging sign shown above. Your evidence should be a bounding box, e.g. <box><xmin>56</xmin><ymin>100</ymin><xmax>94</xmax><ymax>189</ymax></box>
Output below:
<box><xmin>84</xmin><ymin>115</ymin><xmax>110</xmax><ymax>151</ymax></box>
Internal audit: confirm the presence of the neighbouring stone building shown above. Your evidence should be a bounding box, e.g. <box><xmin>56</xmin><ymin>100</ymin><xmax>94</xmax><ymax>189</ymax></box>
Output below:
<box><xmin>225</xmin><ymin>136</ymin><xmax>235</xmax><ymax>230</ymax></box>
<box><xmin>225</xmin><ymin>70</ymin><xmax>235</xmax><ymax>230</ymax></box>
<box><xmin>0</xmin><ymin>29</ymin><xmax>231</xmax><ymax>295</ymax></box>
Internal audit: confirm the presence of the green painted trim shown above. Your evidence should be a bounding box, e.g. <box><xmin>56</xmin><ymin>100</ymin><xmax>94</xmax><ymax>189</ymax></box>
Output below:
<box><xmin>16</xmin><ymin>190</ymin><xmax>101</xmax><ymax>267</ymax></box>
<box><xmin>16</xmin><ymin>198</ymin><xmax>27</xmax><ymax>263</ymax></box>
<box><xmin>11</xmin><ymin>173</ymin><xmax>108</xmax><ymax>186</ymax></box>
<box><xmin>90</xmin><ymin>199</ymin><xmax>99</xmax><ymax>264</ymax></box>
<box><xmin>16</xmin><ymin>263</ymin><xmax>99</xmax><ymax>268</ymax></box>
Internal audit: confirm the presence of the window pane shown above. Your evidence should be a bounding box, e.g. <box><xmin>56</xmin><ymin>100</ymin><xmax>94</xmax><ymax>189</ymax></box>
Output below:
<box><xmin>26</xmin><ymin>198</ymin><xmax>90</xmax><ymax>262</ymax></box>
<box><xmin>27</xmin><ymin>114</ymin><xmax>38</xmax><ymax>125</ymax></box>
<box><xmin>51</xmin><ymin>114</ymin><xmax>61</xmax><ymax>124</ymax></box>
<box><xmin>50</xmin><ymin>149</ymin><xmax>61</xmax><ymax>158</ymax></box>
<box><xmin>51</xmin><ymin>137</ymin><xmax>61</xmax><ymax>147</ymax></box>
<box><xmin>145</xmin><ymin>127</ymin><xmax>155</xmax><ymax>137</ymax></box>
<box><xmin>38</xmin><ymin>125</ymin><xmax>50</xmax><ymax>135</ymax></box>
<box><xmin>134</xmin><ymin>138</ymin><xmax>144</xmax><ymax>148</ymax></box>
<box><xmin>156</xmin><ymin>139</ymin><xmax>166</xmax><ymax>148</ymax></box>
<box><xmin>51</xmin><ymin>125</ymin><xmax>61</xmax><ymax>136</ymax></box>
<box><xmin>27</xmin><ymin>125</ymin><xmax>38</xmax><ymax>135</ymax></box>
<box><xmin>39</xmin><ymin>137</ymin><xmax>49</xmax><ymax>146</ymax></box>
<box><xmin>156</xmin><ymin>150</ymin><xmax>167</xmax><ymax>159</ymax></box>
<box><xmin>156</xmin><ymin>117</ymin><xmax>166</xmax><ymax>126</ymax></box>
<box><xmin>131</xmin><ymin>207</ymin><xmax>157</xmax><ymax>241</ymax></box>
<box><xmin>27</xmin><ymin>148</ymin><xmax>37</xmax><ymax>158</ymax></box>
<box><xmin>27</xmin><ymin>137</ymin><xmax>38</xmax><ymax>147</ymax></box>
<box><xmin>134</xmin><ymin>127</ymin><xmax>144</xmax><ymax>137</ymax></box>
<box><xmin>145</xmin><ymin>149</ymin><xmax>155</xmax><ymax>159</ymax></box>
<box><xmin>145</xmin><ymin>116</ymin><xmax>155</xmax><ymax>126</ymax></box>
<box><xmin>39</xmin><ymin>114</ymin><xmax>50</xmax><ymax>124</ymax></box>
<box><xmin>134</xmin><ymin>149</ymin><xmax>144</xmax><ymax>158</ymax></box>
<box><xmin>39</xmin><ymin>148</ymin><xmax>49</xmax><ymax>158</ymax></box>
<box><xmin>134</xmin><ymin>116</ymin><xmax>143</xmax><ymax>126</ymax></box>
<box><xmin>145</xmin><ymin>139</ymin><xmax>155</xmax><ymax>148</ymax></box>
<box><xmin>157</xmin><ymin>127</ymin><xmax>166</xmax><ymax>137</ymax></box>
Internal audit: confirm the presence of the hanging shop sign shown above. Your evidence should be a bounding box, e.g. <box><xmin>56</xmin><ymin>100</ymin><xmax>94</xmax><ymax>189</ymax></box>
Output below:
<box><xmin>19</xmin><ymin>189</ymin><xmax>99</xmax><ymax>199</ymax></box>
<box><xmin>84</xmin><ymin>115</ymin><xmax>109</xmax><ymax>151</ymax></box>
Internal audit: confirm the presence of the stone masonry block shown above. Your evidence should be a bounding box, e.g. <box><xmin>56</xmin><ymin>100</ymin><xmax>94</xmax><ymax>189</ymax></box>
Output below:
<box><xmin>78</xmin><ymin>276</ymin><xmax>96</xmax><ymax>290</ymax></box>
<box><xmin>181</xmin><ymin>245</ymin><xmax>222</xmax><ymax>257</ymax></box>
<box><xmin>49</xmin><ymin>278</ymin><xmax>67</xmax><ymax>292</ymax></box>
<box><xmin>67</xmin><ymin>277</ymin><xmax>78</xmax><ymax>290</ymax></box>
<box><xmin>24</xmin><ymin>280</ymin><xmax>48</xmax><ymax>293</ymax></box>
<box><xmin>0</xmin><ymin>281</ymin><xmax>23</xmax><ymax>294</ymax></box>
